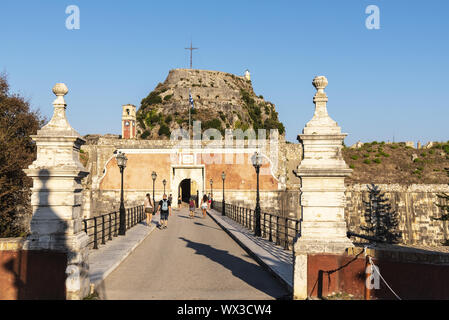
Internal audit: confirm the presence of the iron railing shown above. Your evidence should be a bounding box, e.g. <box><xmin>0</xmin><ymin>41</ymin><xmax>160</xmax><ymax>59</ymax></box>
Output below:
<box><xmin>212</xmin><ymin>200</ymin><xmax>300</xmax><ymax>251</ymax></box>
<box><xmin>83</xmin><ymin>205</ymin><xmax>145</xmax><ymax>249</ymax></box>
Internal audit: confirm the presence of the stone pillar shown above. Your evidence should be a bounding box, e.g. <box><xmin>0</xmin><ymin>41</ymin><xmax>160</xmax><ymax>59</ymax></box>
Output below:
<box><xmin>23</xmin><ymin>83</ymin><xmax>90</xmax><ymax>299</ymax></box>
<box><xmin>293</xmin><ymin>76</ymin><xmax>353</xmax><ymax>299</ymax></box>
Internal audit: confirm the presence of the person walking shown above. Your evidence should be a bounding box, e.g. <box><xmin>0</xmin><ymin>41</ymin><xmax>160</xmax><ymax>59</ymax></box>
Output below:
<box><xmin>201</xmin><ymin>194</ymin><xmax>208</xmax><ymax>219</ymax></box>
<box><xmin>157</xmin><ymin>194</ymin><xmax>171</xmax><ymax>229</ymax></box>
<box><xmin>144</xmin><ymin>193</ymin><xmax>153</xmax><ymax>227</ymax></box>
<box><xmin>189</xmin><ymin>196</ymin><xmax>196</xmax><ymax>219</ymax></box>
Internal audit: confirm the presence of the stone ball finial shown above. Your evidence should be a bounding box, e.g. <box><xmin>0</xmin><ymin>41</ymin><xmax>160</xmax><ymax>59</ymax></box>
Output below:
<box><xmin>52</xmin><ymin>83</ymin><xmax>68</xmax><ymax>97</ymax></box>
<box><xmin>312</xmin><ymin>76</ymin><xmax>328</xmax><ymax>93</ymax></box>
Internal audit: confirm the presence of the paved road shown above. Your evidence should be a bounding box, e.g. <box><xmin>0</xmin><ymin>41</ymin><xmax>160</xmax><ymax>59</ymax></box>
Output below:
<box><xmin>100</xmin><ymin>208</ymin><xmax>289</xmax><ymax>300</ymax></box>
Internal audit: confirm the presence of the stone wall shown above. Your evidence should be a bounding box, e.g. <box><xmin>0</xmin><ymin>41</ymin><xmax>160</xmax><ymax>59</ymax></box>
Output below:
<box><xmin>81</xmin><ymin>136</ymin><xmax>302</xmax><ymax>218</ymax></box>
<box><xmin>345</xmin><ymin>184</ymin><xmax>449</xmax><ymax>246</ymax></box>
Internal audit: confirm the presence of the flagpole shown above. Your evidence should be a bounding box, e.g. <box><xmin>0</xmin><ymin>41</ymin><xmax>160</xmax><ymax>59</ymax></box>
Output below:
<box><xmin>189</xmin><ymin>88</ymin><xmax>191</xmax><ymax>139</ymax></box>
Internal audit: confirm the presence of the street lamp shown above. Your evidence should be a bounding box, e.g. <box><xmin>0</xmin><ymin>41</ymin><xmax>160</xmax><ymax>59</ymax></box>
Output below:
<box><xmin>163</xmin><ymin>179</ymin><xmax>167</xmax><ymax>195</ymax></box>
<box><xmin>251</xmin><ymin>152</ymin><xmax>262</xmax><ymax>237</ymax></box>
<box><xmin>221</xmin><ymin>172</ymin><xmax>226</xmax><ymax>216</ymax></box>
<box><xmin>151</xmin><ymin>171</ymin><xmax>157</xmax><ymax>214</ymax></box>
<box><xmin>210</xmin><ymin>178</ymin><xmax>213</xmax><ymax>209</ymax></box>
<box><xmin>116</xmin><ymin>151</ymin><xmax>128</xmax><ymax>236</ymax></box>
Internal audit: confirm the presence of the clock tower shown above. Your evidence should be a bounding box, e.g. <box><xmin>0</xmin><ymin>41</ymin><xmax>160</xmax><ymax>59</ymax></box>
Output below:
<box><xmin>122</xmin><ymin>104</ymin><xmax>136</xmax><ymax>139</ymax></box>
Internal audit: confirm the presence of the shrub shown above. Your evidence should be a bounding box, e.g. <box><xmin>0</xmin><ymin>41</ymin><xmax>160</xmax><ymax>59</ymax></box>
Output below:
<box><xmin>349</xmin><ymin>164</ymin><xmax>355</xmax><ymax>169</ymax></box>
<box><xmin>429</xmin><ymin>149</ymin><xmax>435</xmax><ymax>155</ymax></box>
<box><xmin>363</xmin><ymin>159</ymin><xmax>371</xmax><ymax>164</ymax></box>
<box><xmin>351</xmin><ymin>155</ymin><xmax>359</xmax><ymax>160</ymax></box>
<box><xmin>413</xmin><ymin>158</ymin><xmax>421</xmax><ymax>163</ymax></box>
<box><xmin>163</xmin><ymin>94</ymin><xmax>173</xmax><ymax>101</ymax></box>
<box><xmin>140</xmin><ymin>130</ymin><xmax>150</xmax><ymax>139</ymax></box>
<box><xmin>165</xmin><ymin>115</ymin><xmax>173</xmax><ymax>123</ymax></box>
<box><xmin>203</xmin><ymin>119</ymin><xmax>223</xmax><ymax>132</ymax></box>
<box><xmin>420</xmin><ymin>152</ymin><xmax>427</xmax><ymax>157</ymax></box>
<box><xmin>390</xmin><ymin>144</ymin><xmax>399</xmax><ymax>149</ymax></box>
<box><xmin>444</xmin><ymin>144</ymin><xmax>449</xmax><ymax>154</ymax></box>
<box><xmin>158</xmin><ymin>124</ymin><xmax>170</xmax><ymax>137</ymax></box>
<box><xmin>141</xmin><ymin>91</ymin><xmax>162</xmax><ymax>106</ymax></box>
<box><xmin>363</xmin><ymin>154</ymin><xmax>370</xmax><ymax>158</ymax></box>
<box><xmin>373</xmin><ymin>158</ymin><xmax>381</xmax><ymax>164</ymax></box>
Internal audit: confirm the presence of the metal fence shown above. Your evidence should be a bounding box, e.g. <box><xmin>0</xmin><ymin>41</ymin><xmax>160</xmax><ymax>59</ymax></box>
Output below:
<box><xmin>212</xmin><ymin>201</ymin><xmax>300</xmax><ymax>251</ymax></box>
<box><xmin>83</xmin><ymin>205</ymin><xmax>145</xmax><ymax>249</ymax></box>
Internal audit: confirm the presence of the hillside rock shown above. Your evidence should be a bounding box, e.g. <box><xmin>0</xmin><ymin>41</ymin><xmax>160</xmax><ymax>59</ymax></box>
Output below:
<box><xmin>136</xmin><ymin>69</ymin><xmax>285</xmax><ymax>139</ymax></box>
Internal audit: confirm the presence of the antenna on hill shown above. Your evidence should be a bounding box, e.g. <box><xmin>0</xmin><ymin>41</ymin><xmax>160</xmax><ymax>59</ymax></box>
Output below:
<box><xmin>185</xmin><ymin>40</ymin><xmax>198</xmax><ymax>69</ymax></box>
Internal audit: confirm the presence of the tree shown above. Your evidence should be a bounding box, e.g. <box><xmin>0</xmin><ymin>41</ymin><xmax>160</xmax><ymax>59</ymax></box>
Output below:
<box><xmin>0</xmin><ymin>74</ymin><xmax>44</xmax><ymax>237</ymax></box>
<box><xmin>361</xmin><ymin>184</ymin><xmax>402</xmax><ymax>244</ymax></box>
<box><xmin>432</xmin><ymin>168</ymin><xmax>449</xmax><ymax>245</ymax></box>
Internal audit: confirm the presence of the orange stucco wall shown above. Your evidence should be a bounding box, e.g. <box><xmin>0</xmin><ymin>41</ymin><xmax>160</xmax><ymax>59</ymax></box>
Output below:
<box><xmin>100</xmin><ymin>153</ymin><xmax>277</xmax><ymax>191</ymax></box>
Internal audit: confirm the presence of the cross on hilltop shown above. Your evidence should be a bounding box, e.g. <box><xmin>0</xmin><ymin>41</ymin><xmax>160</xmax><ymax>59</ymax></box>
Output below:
<box><xmin>185</xmin><ymin>40</ymin><xmax>198</xmax><ymax>69</ymax></box>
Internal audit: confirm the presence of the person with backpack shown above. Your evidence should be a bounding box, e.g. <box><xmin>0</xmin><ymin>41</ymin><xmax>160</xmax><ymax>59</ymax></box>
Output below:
<box><xmin>157</xmin><ymin>194</ymin><xmax>171</xmax><ymax>229</ymax></box>
<box><xmin>144</xmin><ymin>193</ymin><xmax>153</xmax><ymax>227</ymax></box>
<box><xmin>189</xmin><ymin>197</ymin><xmax>196</xmax><ymax>219</ymax></box>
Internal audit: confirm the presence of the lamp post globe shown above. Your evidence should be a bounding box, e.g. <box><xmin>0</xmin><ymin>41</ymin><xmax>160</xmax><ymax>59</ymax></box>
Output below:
<box><xmin>163</xmin><ymin>179</ymin><xmax>167</xmax><ymax>195</ymax></box>
<box><xmin>152</xmin><ymin>171</ymin><xmax>157</xmax><ymax>214</ymax></box>
<box><xmin>221</xmin><ymin>172</ymin><xmax>226</xmax><ymax>216</ymax></box>
<box><xmin>116</xmin><ymin>152</ymin><xmax>128</xmax><ymax>236</ymax></box>
<box><xmin>251</xmin><ymin>152</ymin><xmax>262</xmax><ymax>237</ymax></box>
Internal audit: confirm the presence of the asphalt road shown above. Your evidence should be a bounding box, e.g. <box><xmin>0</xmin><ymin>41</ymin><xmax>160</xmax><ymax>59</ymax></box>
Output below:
<box><xmin>100</xmin><ymin>207</ymin><xmax>289</xmax><ymax>300</ymax></box>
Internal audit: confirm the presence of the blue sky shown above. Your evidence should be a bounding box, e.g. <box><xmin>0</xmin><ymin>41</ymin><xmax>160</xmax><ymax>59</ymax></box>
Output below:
<box><xmin>0</xmin><ymin>0</ymin><xmax>448</xmax><ymax>145</ymax></box>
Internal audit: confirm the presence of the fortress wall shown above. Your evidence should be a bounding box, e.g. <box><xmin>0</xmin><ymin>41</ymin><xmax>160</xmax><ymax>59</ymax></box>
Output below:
<box><xmin>81</xmin><ymin>137</ymin><xmax>296</xmax><ymax>217</ymax></box>
<box><xmin>81</xmin><ymin>137</ymin><xmax>449</xmax><ymax>246</ymax></box>
<box><xmin>345</xmin><ymin>184</ymin><xmax>449</xmax><ymax>246</ymax></box>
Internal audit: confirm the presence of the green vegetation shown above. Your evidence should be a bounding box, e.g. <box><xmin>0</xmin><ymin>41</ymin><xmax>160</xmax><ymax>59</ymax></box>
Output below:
<box><xmin>140</xmin><ymin>130</ymin><xmax>150</xmax><ymax>139</ymax></box>
<box><xmin>351</xmin><ymin>155</ymin><xmax>359</xmax><ymax>160</ymax></box>
<box><xmin>373</xmin><ymin>158</ymin><xmax>381</xmax><ymax>164</ymax></box>
<box><xmin>0</xmin><ymin>74</ymin><xmax>45</xmax><ymax>237</ymax></box>
<box><xmin>141</xmin><ymin>91</ymin><xmax>162</xmax><ymax>106</ymax></box>
<box><xmin>163</xmin><ymin>94</ymin><xmax>173</xmax><ymax>101</ymax></box>
<box><xmin>203</xmin><ymin>118</ymin><xmax>224</xmax><ymax>134</ymax></box>
<box><xmin>240</xmin><ymin>89</ymin><xmax>285</xmax><ymax>135</ymax></box>
<box><xmin>158</xmin><ymin>124</ymin><xmax>170</xmax><ymax>137</ymax></box>
<box><xmin>363</xmin><ymin>159</ymin><xmax>371</xmax><ymax>164</ymax></box>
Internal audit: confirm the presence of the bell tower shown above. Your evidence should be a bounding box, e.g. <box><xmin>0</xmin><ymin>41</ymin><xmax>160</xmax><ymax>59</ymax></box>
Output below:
<box><xmin>122</xmin><ymin>104</ymin><xmax>136</xmax><ymax>139</ymax></box>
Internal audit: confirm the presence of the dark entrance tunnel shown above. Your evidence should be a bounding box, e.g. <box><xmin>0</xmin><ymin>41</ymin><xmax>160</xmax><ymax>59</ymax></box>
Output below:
<box><xmin>179</xmin><ymin>179</ymin><xmax>191</xmax><ymax>203</ymax></box>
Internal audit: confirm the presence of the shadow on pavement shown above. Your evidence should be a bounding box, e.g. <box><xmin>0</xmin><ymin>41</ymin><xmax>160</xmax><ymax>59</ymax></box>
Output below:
<box><xmin>179</xmin><ymin>236</ymin><xmax>288</xmax><ymax>299</ymax></box>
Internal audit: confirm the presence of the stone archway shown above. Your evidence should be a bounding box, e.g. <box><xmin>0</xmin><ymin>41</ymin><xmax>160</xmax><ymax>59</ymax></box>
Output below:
<box><xmin>171</xmin><ymin>166</ymin><xmax>205</xmax><ymax>208</ymax></box>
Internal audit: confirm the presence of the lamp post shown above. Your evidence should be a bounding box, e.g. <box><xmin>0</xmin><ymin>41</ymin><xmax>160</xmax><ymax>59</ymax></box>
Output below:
<box><xmin>221</xmin><ymin>172</ymin><xmax>226</xmax><ymax>216</ymax></box>
<box><xmin>151</xmin><ymin>171</ymin><xmax>157</xmax><ymax>214</ymax></box>
<box><xmin>163</xmin><ymin>179</ymin><xmax>167</xmax><ymax>195</ymax></box>
<box><xmin>252</xmin><ymin>152</ymin><xmax>262</xmax><ymax>237</ymax></box>
<box><xmin>210</xmin><ymin>178</ymin><xmax>213</xmax><ymax>209</ymax></box>
<box><xmin>116</xmin><ymin>152</ymin><xmax>128</xmax><ymax>236</ymax></box>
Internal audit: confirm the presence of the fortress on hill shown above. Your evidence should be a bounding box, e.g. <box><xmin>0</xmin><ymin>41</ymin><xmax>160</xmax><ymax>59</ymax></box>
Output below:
<box><xmin>80</xmin><ymin>69</ymin><xmax>449</xmax><ymax>247</ymax></box>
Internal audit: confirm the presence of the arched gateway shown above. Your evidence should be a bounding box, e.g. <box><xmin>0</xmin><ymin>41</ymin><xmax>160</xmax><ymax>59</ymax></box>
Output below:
<box><xmin>172</xmin><ymin>166</ymin><xmax>204</xmax><ymax>208</ymax></box>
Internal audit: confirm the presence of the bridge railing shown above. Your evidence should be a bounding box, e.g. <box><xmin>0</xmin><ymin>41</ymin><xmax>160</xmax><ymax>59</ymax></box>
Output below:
<box><xmin>83</xmin><ymin>205</ymin><xmax>145</xmax><ymax>250</ymax></box>
<box><xmin>211</xmin><ymin>200</ymin><xmax>300</xmax><ymax>251</ymax></box>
